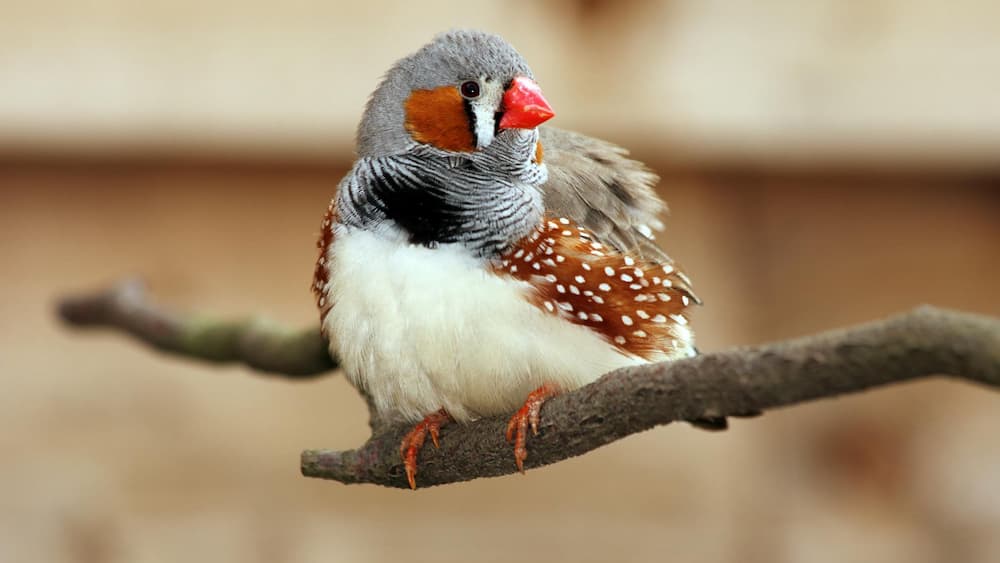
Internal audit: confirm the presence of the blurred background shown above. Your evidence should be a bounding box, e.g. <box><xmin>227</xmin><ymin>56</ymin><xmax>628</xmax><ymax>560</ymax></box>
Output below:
<box><xmin>2</xmin><ymin>1</ymin><xmax>998</xmax><ymax>562</ymax></box>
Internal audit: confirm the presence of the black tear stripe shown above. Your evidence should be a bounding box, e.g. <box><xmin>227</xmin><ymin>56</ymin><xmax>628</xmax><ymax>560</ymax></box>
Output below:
<box><xmin>462</xmin><ymin>98</ymin><xmax>478</xmax><ymax>148</ymax></box>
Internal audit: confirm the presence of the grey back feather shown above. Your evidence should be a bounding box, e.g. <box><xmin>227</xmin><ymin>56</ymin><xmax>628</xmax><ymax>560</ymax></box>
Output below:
<box><xmin>538</xmin><ymin>126</ymin><xmax>699</xmax><ymax>302</ymax></box>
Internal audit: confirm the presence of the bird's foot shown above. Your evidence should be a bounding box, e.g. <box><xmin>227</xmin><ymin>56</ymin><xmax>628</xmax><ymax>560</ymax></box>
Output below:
<box><xmin>505</xmin><ymin>383</ymin><xmax>560</xmax><ymax>473</ymax></box>
<box><xmin>400</xmin><ymin>408</ymin><xmax>452</xmax><ymax>490</ymax></box>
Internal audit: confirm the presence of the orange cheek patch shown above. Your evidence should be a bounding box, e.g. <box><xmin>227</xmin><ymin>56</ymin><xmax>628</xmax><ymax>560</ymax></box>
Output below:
<box><xmin>534</xmin><ymin>141</ymin><xmax>544</xmax><ymax>164</ymax></box>
<box><xmin>404</xmin><ymin>86</ymin><xmax>476</xmax><ymax>152</ymax></box>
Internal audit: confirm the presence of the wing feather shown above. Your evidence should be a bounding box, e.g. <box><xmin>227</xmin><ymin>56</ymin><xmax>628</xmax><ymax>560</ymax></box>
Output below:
<box><xmin>538</xmin><ymin>126</ymin><xmax>699</xmax><ymax>303</ymax></box>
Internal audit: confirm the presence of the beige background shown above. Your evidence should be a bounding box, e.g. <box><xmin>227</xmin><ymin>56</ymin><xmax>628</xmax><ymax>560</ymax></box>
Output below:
<box><xmin>2</xmin><ymin>1</ymin><xmax>999</xmax><ymax>562</ymax></box>
<box><xmin>3</xmin><ymin>0</ymin><xmax>1000</xmax><ymax>167</ymax></box>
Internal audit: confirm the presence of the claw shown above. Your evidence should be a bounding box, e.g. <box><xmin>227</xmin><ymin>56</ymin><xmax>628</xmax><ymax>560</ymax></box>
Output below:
<box><xmin>399</xmin><ymin>409</ymin><xmax>451</xmax><ymax>490</ymax></box>
<box><xmin>505</xmin><ymin>384</ymin><xmax>560</xmax><ymax>473</ymax></box>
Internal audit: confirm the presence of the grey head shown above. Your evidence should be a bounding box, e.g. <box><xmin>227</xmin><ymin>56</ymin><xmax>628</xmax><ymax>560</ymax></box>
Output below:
<box><xmin>356</xmin><ymin>29</ymin><xmax>534</xmax><ymax>158</ymax></box>
<box><xmin>337</xmin><ymin>30</ymin><xmax>556</xmax><ymax>259</ymax></box>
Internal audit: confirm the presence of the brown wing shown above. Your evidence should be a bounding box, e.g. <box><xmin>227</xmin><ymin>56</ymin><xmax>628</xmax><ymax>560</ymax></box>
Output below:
<box><xmin>538</xmin><ymin>126</ymin><xmax>699</xmax><ymax>303</ymax></box>
<box><xmin>313</xmin><ymin>200</ymin><xmax>337</xmax><ymax>332</ymax></box>
<box><xmin>493</xmin><ymin>215</ymin><xmax>697</xmax><ymax>361</ymax></box>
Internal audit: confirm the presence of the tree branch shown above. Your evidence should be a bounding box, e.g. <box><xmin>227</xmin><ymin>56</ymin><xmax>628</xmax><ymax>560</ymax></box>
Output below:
<box><xmin>57</xmin><ymin>281</ymin><xmax>1000</xmax><ymax>489</ymax></box>
<box><xmin>57</xmin><ymin>279</ymin><xmax>335</xmax><ymax>377</ymax></box>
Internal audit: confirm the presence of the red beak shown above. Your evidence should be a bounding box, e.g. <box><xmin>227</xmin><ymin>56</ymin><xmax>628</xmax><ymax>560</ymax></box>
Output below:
<box><xmin>498</xmin><ymin>76</ymin><xmax>555</xmax><ymax>130</ymax></box>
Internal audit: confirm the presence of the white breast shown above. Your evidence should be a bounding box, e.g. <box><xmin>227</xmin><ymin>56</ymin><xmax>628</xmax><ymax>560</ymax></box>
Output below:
<box><xmin>322</xmin><ymin>228</ymin><xmax>647</xmax><ymax>423</ymax></box>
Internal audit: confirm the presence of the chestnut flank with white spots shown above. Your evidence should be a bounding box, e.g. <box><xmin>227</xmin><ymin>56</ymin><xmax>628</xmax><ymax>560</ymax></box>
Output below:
<box><xmin>313</xmin><ymin>201</ymin><xmax>338</xmax><ymax>331</ymax></box>
<box><xmin>494</xmin><ymin>215</ymin><xmax>698</xmax><ymax>360</ymax></box>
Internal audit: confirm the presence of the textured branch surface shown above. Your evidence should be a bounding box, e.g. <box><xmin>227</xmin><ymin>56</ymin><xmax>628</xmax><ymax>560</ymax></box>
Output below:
<box><xmin>57</xmin><ymin>282</ymin><xmax>999</xmax><ymax>489</ymax></box>
<box><xmin>302</xmin><ymin>307</ymin><xmax>999</xmax><ymax>487</ymax></box>
<box><xmin>58</xmin><ymin>279</ymin><xmax>335</xmax><ymax>377</ymax></box>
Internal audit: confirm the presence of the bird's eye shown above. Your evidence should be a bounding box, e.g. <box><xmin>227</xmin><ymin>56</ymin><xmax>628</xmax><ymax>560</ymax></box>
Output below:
<box><xmin>460</xmin><ymin>80</ymin><xmax>480</xmax><ymax>99</ymax></box>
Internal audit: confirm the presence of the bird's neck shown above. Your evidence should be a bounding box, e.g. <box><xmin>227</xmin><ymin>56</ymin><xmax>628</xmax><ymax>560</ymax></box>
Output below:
<box><xmin>338</xmin><ymin>132</ymin><xmax>547</xmax><ymax>259</ymax></box>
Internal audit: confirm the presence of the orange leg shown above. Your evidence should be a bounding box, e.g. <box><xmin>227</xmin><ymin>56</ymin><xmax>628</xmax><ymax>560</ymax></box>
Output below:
<box><xmin>399</xmin><ymin>409</ymin><xmax>452</xmax><ymax>490</ymax></box>
<box><xmin>505</xmin><ymin>383</ymin><xmax>560</xmax><ymax>473</ymax></box>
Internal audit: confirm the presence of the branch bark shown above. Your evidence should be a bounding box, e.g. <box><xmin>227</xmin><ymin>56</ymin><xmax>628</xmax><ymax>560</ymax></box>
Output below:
<box><xmin>57</xmin><ymin>279</ymin><xmax>335</xmax><ymax>377</ymax></box>
<box><xmin>57</xmin><ymin>280</ymin><xmax>1000</xmax><ymax>489</ymax></box>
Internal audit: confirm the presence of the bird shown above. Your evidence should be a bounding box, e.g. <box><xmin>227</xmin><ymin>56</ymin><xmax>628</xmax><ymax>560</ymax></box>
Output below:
<box><xmin>313</xmin><ymin>29</ymin><xmax>720</xmax><ymax>489</ymax></box>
